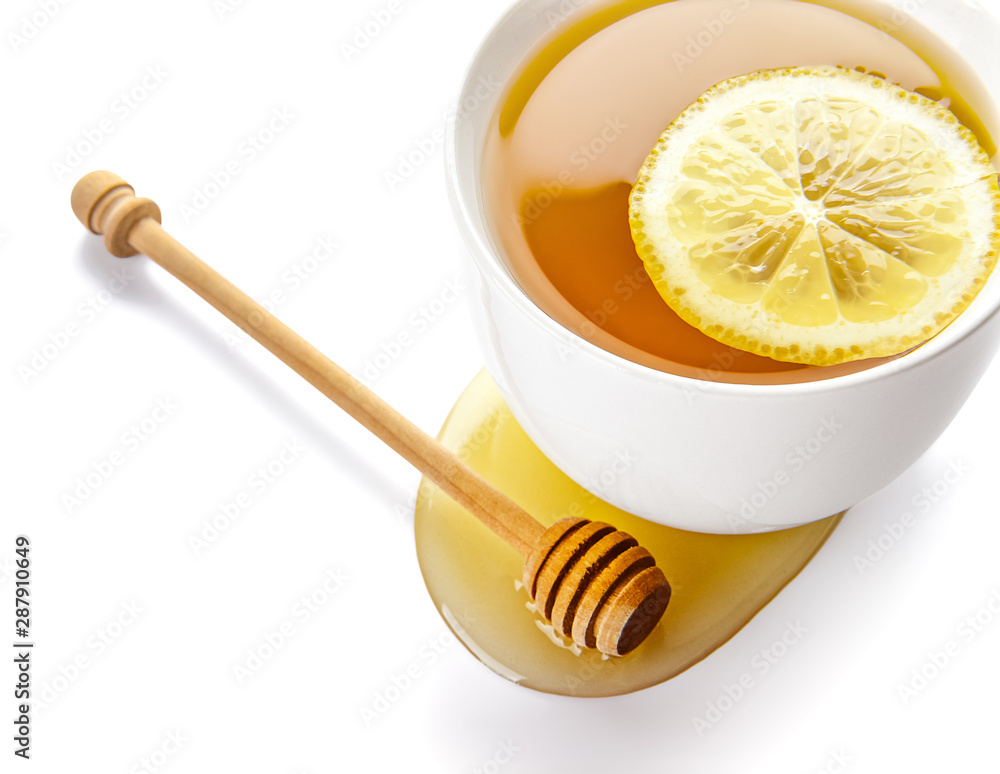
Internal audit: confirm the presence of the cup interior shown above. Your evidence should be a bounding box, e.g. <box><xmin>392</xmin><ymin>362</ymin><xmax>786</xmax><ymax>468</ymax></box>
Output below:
<box><xmin>446</xmin><ymin>0</ymin><xmax>1000</xmax><ymax>395</ymax></box>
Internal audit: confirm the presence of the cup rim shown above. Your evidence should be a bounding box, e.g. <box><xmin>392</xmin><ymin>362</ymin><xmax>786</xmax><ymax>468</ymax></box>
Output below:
<box><xmin>445</xmin><ymin>0</ymin><xmax>1000</xmax><ymax>397</ymax></box>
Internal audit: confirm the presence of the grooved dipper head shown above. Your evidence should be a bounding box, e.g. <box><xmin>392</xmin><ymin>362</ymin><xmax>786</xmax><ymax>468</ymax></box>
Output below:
<box><xmin>523</xmin><ymin>517</ymin><xmax>671</xmax><ymax>656</ymax></box>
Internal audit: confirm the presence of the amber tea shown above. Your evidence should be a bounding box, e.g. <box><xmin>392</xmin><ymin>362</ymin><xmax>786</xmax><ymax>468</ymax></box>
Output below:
<box><xmin>483</xmin><ymin>0</ymin><xmax>999</xmax><ymax>383</ymax></box>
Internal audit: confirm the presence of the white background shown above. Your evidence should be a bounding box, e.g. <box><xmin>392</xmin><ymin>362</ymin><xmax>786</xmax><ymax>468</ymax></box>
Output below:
<box><xmin>3</xmin><ymin>0</ymin><xmax>1000</xmax><ymax>772</ymax></box>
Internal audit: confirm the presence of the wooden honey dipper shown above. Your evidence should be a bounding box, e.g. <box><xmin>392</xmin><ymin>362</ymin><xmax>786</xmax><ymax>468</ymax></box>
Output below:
<box><xmin>70</xmin><ymin>171</ymin><xmax>671</xmax><ymax>656</ymax></box>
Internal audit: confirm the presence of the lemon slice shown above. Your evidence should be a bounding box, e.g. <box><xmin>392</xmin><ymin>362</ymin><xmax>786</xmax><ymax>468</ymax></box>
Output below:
<box><xmin>629</xmin><ymin>66</ymin><xmax>1000</xmax><ymax>366</ymax></box>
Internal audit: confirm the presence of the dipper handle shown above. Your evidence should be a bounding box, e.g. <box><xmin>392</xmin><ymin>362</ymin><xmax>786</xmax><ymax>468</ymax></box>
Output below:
<box><xmin>71</xmin><ymin>171</ymin><xmax>546</xmax><ymax>556</ymax></box>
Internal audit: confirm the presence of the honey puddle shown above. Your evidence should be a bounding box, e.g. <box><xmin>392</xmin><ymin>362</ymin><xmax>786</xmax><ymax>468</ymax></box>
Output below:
<box><xmin>414</xmin><ymin>371</ymin><xmax>842</xmax><ymax>697</ymax></box>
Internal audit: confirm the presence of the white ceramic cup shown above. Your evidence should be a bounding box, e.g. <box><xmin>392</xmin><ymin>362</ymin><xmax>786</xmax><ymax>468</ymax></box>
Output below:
<box><xmin>446</xmin><ymin>0</ymin><xmax>1000</xmax><ymax>533</ymax></box>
